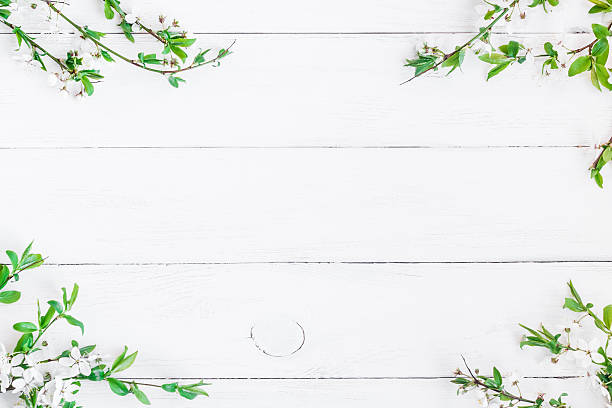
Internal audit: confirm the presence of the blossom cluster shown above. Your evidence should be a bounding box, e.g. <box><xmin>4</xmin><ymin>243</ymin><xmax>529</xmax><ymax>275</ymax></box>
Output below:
<box><xmin>1</xmin><ymin>245</ymin><xmax>210</xmax><ymax>408</ymax></box>
<box><xmin>452</xmin><ymin>281</ymin><xmax>612</xmax><ymax>408</ymax></box>
<box><xmin>0</xmin><ymin>0</ymin><xmax>232</xmax><ymax>98</ymax></box>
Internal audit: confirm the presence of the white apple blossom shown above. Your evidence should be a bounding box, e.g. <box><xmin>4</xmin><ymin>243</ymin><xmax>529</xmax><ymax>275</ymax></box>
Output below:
<box><xmin>59</xmin><ymin>347</ymin><xmax>91</xmax><ymax>377</ymax></box>
<box><xmin>475</xmin><ymin>390</ymin><xmax>489</xmax><ymax>407</ymax></box>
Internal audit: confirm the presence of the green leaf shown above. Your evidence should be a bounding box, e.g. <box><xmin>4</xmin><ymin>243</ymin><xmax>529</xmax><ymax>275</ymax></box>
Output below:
<box><xmin>14</xmin><ymin>333</ymin><xmax>33</xmax><ymax>352</ymax></box>
<box><xmin>112</xmin><ymin>346</ymin><xmax>128</xmax><ymax>371</ymax></box>
<box><xmin>81</xmin><ymin>76</ymin><xmax>94</xmax><ymax>96</ymax></box>
<box><xmin>591</xmin><ymin>68</ymin><xmax>602</xmax><ymax>91</ymax></box>
<box><xmin>486</xmin><ymin>62</ymin><xmax>511</xmax><ymax>80</ymax></box>
<box><xmin>168</xmin><ymin>75</ymin><xmax>186</xmax><ymax>88</ymax></box>
<box><xmin>64</xmin><ymin>315</ymin><xmax>84</xmax><ymax>334</ymax></box>
<box><xmin>104</xmin><ymin>0</ymin><xmax>114</xmax><ymax>19</ymax></box>
<box><xmin>0</xmin><ymin>265</ymin><xmax>9</xmax><ymax>290</ymax></box>
<box><xmin>119</xmin><ymin>21</ymin><xmax>134</xmax><ymax>43</ymax></box>
<box><xmin>568</xmin><ymin>56</ymin><xmax>592</xmax><ymax>77</ymax></box>
<box><xmin>40</xmin><ymin>306</ymin><xmax>55</xmax><ymax>329</ymax></box>
<box><xmin>604</xmin><ymin>305</ymin><xmax>612</xmax><ymax>328</ymax></box>
<box><xmin>478</xmin><ymin>53</ymin><xmax>513</xmax><ymax>65</ymax></box>
<box><xmin>133</xmin><ymin>385</ymin><xmax>151</xmax><ymax>405</ymax></box>
<box><xmin>592</xmin><ymin>169</ymin><xmax>604</xmax><ymax>188</ymax></box>
<box><xmin>162</xmin><ymin>382</ymin><xmax>178</xmax><ymax>393</ymax></box>
<box><xmin>564</xmin><ymin>298</ymin><xmax>586</xmax><ymax>312</ymax></box>
<box><xmin>506</xmin><ymin>41</ymin><xmax>520</xmax><ymax>58</ymax></box>
<box><xmin>69</xmin><ymin>283</ymin><xmax>79</xmax><ymax>308</ymax></box>
<box><xmin>107</xmin><ymin>378</ymin><xmax>130</xmax><ymax>396</ymax></box>
<box><xmin>48</xmin><ymin>300</ymin><xmax>64</xmax><ymax>314</ymax></box>
<box><xmin>113</xmin><ymin>350</ymin><xmax>138</xmax><ymax>373</ymax></box>
<box><xmin>493</xmin><ymin>367</ymin><xmax>502</xmax><ymax>386</ymax></box>
<box><xmin>593</xmin><ymin>23</ymin><xmax>611</xmax><ymax>39</ymax></box>
<box><xmin>0</xmin><ymin>290</ymin><xmax>21</xmax><ymax>304</ymax></box>
<box><xmin>178</xmin><ymin>388</ymin><xmax>198</xmax><ymax>400</ymax></box>
<box><xmin>101</xmin><ymin>50</ymin><xmax>115</xmax><ymax>62</ymax></box>
<box><xmin>6</xmin><ymin>250</ymin><xmax>18</xmax><ymax>270</ymax></box>
<box><xmin>13</xmin><ymin>321</ymin><xmax>37</xmax><ymax>333</ymax></box>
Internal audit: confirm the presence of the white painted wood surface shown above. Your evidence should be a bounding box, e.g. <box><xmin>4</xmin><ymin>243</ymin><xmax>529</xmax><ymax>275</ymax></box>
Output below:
<box><xmin>2</xmin><ymin>0</ymin><xmax>612</xmax><ymax>407</ymax></box>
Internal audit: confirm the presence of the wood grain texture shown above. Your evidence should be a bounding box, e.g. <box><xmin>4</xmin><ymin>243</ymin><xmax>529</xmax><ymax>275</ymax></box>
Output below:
<box><xmin>2</xmin><ymin>1</ymin><xmax>612</xmax><ymax>408</ymax></box>
<box><xmin>1</xmin><ymin>262</ymin><xmax>611</xmax><ymax>378</ymax></box>
<box><xmin>0</xmin><ymin>33</ymin><xmax>610</xmax><ymax>148</ymax></box>
<box><xmin>0</xmin><ymin>148</ymin><xmax>610</xmax><ymax>263</ymax></box>
<box><xmin>0</xmin><ymin>378</ymin><xmax>601</xmax><ymax>408</ymax></box>
<box><xmin>3</xmin><ymin>0</ymin><xmax>599</xmax><ymax>33</ymax></box>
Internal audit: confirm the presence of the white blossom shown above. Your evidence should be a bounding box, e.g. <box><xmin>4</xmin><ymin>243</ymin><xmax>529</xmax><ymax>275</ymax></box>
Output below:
<box><xmin>59</xmin><ymin>347</ymin><xmax>91</xmax><ymax>377</ymax></box>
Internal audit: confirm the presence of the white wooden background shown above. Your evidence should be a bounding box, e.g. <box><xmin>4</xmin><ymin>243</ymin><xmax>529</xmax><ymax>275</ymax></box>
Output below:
<box><xmin>1</xmin><ymin>0</ymin><xmax>612</xmax><ymax>407</ymax></box>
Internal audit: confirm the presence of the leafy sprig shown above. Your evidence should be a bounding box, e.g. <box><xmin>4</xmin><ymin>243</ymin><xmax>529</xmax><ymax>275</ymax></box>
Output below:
<box><xmin>402</xmin><ymin>4</ymin><xmax>514</xmax><ymax>84</ymax></box>
<box><xmin>404</xmin><ymin>1</ymin><xmax>612</xmax><ymax>188</ymax></box>
<box><xmin>0</xmin><ymin>244</ymin><xmax>210</xmax><ymax>407</ymax></box>
<box><xmin>0</xmin><ymin>243</ymin><xmax>44</xmax><ymax>305</ymax></box>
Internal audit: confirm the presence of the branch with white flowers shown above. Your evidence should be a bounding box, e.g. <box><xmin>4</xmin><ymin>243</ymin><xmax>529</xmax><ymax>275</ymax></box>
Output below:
<box><xmin>0</xmin><ymin>245</ymin><xmax>210</xmax><ymax>408</ymax></box>
<box><xmin>0</xmin><ymin>0</ymin><xmax>234</xmax><ymax>97</ymax></box>
<box><xmin>403</xmin><ymin>0</ymin><xmax>612</xmax><ymax>188</ymax></box>
<box><xmin>452</xmin><ymin>281</ymin><xmax>612</xmax><ymax>408</ymax></box>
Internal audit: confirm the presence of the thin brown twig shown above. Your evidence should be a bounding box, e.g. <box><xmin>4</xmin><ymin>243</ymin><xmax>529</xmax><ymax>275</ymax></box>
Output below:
<box><xmin>460</xmin><ymin>356</ymin><xmax>537</xmax><ymax>405</ymax></box>
<box><xmin>46</xmin><ymin>2</ymin><xmax>234</xmax><ymax>76</ymax></box>
<box><xmin>400</xmin><ymin>5</ymin><xmax>514</xmax><ymax>85</ymax></box>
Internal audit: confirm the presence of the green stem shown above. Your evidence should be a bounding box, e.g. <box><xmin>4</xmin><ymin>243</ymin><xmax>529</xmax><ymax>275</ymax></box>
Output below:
<box><xmin>107</xmin><ymin>2</ymin><xmax>166</xmax><ymax>44</ymax></box>
<box><xmin>46</xmin><ymin>2</ymin><xmax>234</xmax><ymax>76</ymax></box>
<box><xmin>401</xmin><ymin>5</ymin><xmax>514</xmax><ymax>85</ymax></box>
<box><xmin>30</xmin><ymin>315</ymin><xmax>62</xmax><ymax>351</ymax></box>
<box><xmin>0</xmin><ymin>19</ymin><xmax>68</xmax><ymax>71</ymax></box>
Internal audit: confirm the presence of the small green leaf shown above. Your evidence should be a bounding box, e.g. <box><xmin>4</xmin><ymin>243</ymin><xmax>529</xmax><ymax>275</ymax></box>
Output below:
<box><xmin>493</xmin><ymin>367</ymin><xmax>502</xmax><ymax>386</ymax></box>
<box><xmin>486</xmin><ymin>62</ymin><xmax>511</xmax><ymax>80</ymax></box>
<box><xmin>133</xmin><ymin>385</ymin><xmax>151</xmax><ymax>405</ymax></box>
<box><xmin>568</xmin><ymin>56</ymin><xmax>592</xmax><ymax>77</ymax></box>
<box><xmin>593</xmin><ymin>23</ymin><xmax>611</xmax><ymax>39</ymax></box>
<box><xmin>162</xmin><ymin>382</ymin><xmax>178</xmax><ymax>393</ymax></box>
<box><xmin>6</xmin><ymin>250</ymin><xmax>18</xmax><ymax>270</ymax></box>
<box><xmin>0</xmin><ymin>290</ymin><xmax>21</xmax><ymax>304</ymax></box>
<box><xmin>48</xmin><ymin>300</ymin><xmax>64</xmax><ymax>314</ymax></box>
<box><xmin>13</xmin><ymin>322</ymin><xmax>37</xmax><ymax>333</ymax></box>
<box><xmin>563</xmin><ymin>298</ymin><xmax>586</xmax><ymax>312</ymax></box>
<box><xmin>104</xmin><ymin>0</ymin><xmax>114</xmax><ymax>19</ymax></box>
<box><xmin>108</xmin><ymin>378</ymin><xmax>130</xmax><ymax>396</ymax></box>
<box><xmin>64</xmin><ymin>315</ymin><xmax>84</xmax><ymax>334</ymax></box>
<box><xmin>113</xmin><ymin>350</ymin><xmax>138</xmax><ymax>373</ymax></box>
<box><xmin>604</xmin><ymin>305</ymin><xmax>612</xmax><ymax>328</ymax></box>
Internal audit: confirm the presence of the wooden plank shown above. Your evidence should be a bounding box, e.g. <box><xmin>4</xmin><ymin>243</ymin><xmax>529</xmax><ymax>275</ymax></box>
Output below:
<box><xmin>0</xmin><ymin>34</ymin><xmax>609</xmax><ymax>148</ymax></box>
<box><xmin>1</xmin><ymin>262</ymin><xmax>611</xmax><ymax>378</ymax></box>
<box><xmin>0</xmin><ymin>148</ymin><xmax>610</xmax><ymax>263</ymax></box>
<box><xmin>39</xmin><ymin>378</ymin><xmax>601</xmax><ymax>408</ymax></box>
<box><xmin>4</xmin><ymin>0</ymin><xmax>596</xmax><ymax>33</ymax></box>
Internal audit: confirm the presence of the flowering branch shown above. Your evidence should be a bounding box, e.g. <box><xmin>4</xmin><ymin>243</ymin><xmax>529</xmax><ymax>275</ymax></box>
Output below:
<box><xmin>453</xmin><ymin>281</ymin><xmax>612</xmax><ymax>407</ymax></box>
<box><xmin>401</xmin><ymin>5</ymin><xmax>514</xmax><ymax>85</ymax></box>
<box><xmin>403</xmin><ymin>0</ymin><xmax>612</xmax><ymax>188</ymax></box>
<box><xmin>1</xmin><ymin>266</ymin><xmax>210</xmax><ymax>407</ymax></box>
<box><xmin>43</xmin><ymin>1</ymin><xmax>233</xmax><ymax>89</ymax></box>
<box><xmin>0</xmin><ymin>0</ymin><xmax>233</xmax><ymax>97</ymax></box>
<box><xmin>452</xmin><ymin>357</ymin><xmax>546</xmax><ymax>407</ymax></box>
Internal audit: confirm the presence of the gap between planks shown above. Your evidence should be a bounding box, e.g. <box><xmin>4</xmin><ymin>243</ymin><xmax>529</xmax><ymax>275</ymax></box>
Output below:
<box><xmin>0</xmin><ymin>31</ymin><xmax>597</xmax><ymax>35</ymax></box>
<box><xmin>33</xmin><ymin>260</ymin><xmax>612</xmax><ymax>266</ymax></box>
<box><xmin>0</xmin><ymin>145</ymin><xmax>593</xmax><ymax>150</ymax></box>
<box><xmin>113</xmin><ymin>376</ymin><xmax>583</xmax><ymax>380</ymax></box>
